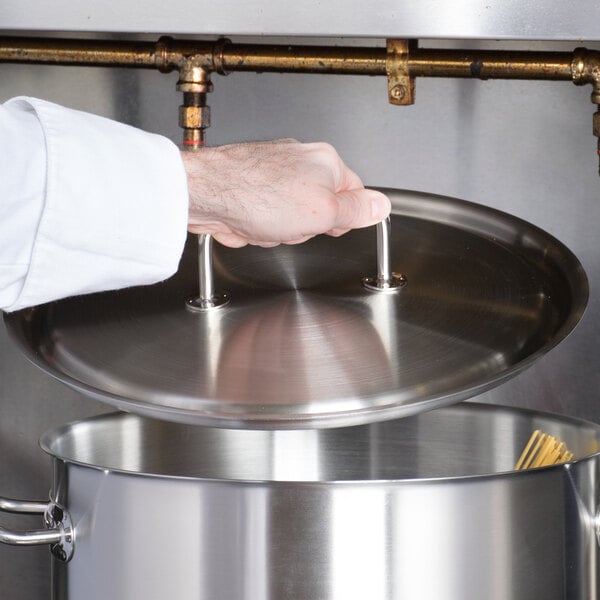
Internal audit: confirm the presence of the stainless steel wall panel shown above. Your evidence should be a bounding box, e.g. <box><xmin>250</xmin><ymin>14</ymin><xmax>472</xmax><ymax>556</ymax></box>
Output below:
<box><xmin>2</xmin><ymin>1</ymin><xmax>600</xmax><ymax>40</ymax></box>
<box><xmin>1</xmin><ymin>39</ymin><xmax>600</xmax><ymax>598</ymax></box>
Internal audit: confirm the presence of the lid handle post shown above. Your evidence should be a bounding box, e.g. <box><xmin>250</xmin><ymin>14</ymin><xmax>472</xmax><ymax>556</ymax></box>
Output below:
<box><xmin>362</xmin><ymin>218</ymin><xmax>407</xmax><ymax>292</ymax></box>
<box><xmin>186</xmin><ymin>234</ymin><xmax>230</xmax><ymax>312</ymax></box>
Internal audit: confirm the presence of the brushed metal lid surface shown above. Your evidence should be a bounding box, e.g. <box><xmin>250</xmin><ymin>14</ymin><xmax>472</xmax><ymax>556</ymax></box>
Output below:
<box><xmin>5</xmin><ymin>189</ymin><xmax>588</xmax><ymax>428</ymax></box>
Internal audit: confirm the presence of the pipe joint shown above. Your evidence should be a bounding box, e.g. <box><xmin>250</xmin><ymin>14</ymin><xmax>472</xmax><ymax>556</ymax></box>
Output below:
<box><xmin>571</xmin><ymin>48</ymin><xmax>600</xmax><ymax>90</ymax></box>
<box><xmin>179</xmin><ymin>105</ymin><xmax>211</xmax><ymax>130</ymax></box>
<box><xmin>570</xmin><ymin>49</ymin><xmax>600</xmax><ymax>174</ymax></box>
<box><xmin>212</xmin><ymin>37</ymin><xmax>231</xmax><ymax>75</ymax></box>
<box><xmin>177</xmin><ymin>62</ymin><xmax>213</xmax><ymax>94</ymax></box>
<box><xmin>572</xmin><ymin>48</ymin><xmax>600</xmax><ymax>87</ymax></box>
<box><xmin>155</xmin><ymin>36</ymin><xmax>174</xmax><ymax>73</ymax></box>
<box><xmin>178</xmin><ymin>67</ymin><xmax>212</xmax><ymax>149</ymax></box>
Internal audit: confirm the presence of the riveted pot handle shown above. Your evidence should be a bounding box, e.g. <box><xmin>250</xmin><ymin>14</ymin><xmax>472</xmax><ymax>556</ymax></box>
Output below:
<box><xmin>0</xmin><ymin>496</ymin><xmax>74</xmax><ymax>561</ymax></box>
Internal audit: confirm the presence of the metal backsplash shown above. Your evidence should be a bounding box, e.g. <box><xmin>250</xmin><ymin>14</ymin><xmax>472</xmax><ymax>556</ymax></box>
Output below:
<box><xmin>2</xmin><ymin>1</ymin><xmax>600</xmax><ymax>39</ymax></box>
<box><xmin>1</xmin><ymin>38</ymin><xmax>600</xmax><ymax>598</ymax></box>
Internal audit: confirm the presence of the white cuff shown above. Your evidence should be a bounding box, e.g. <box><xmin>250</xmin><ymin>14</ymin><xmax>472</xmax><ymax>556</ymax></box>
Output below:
<box><xmin>4</xmin><ymin>97</ymin><xmax>188</xmax><ymax>311</ymax></box>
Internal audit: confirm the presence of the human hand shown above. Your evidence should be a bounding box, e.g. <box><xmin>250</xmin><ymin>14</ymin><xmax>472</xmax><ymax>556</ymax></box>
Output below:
<box><xmin>181</xmin><ymin>139</ymin><xmax>391</xmax><ymax>248</ymax></box>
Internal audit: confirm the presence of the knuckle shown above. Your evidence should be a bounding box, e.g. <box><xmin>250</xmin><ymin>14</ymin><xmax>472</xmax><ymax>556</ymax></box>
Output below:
<box><xmin>312</xmin><ymin>141</ymin><xmax>337</xmax><ymax>160</ymax></box>
<box><xmin>319</xmin><ymin>195</ymin><xmax>341</xmax><ymax>229</ymax></box>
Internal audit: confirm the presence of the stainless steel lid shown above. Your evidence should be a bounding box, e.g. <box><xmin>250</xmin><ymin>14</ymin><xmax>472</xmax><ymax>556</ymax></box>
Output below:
<box><xmin>5</xmin><ymin>189</ymin><xmax>588</xmax><ymax>428</ymax></box>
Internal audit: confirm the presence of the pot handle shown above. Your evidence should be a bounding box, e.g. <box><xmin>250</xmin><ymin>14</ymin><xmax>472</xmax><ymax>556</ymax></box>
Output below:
<box><xmin>0</xmin><ymin>496</ymin><xmax>74</xmax><ymax>561</ymax></box>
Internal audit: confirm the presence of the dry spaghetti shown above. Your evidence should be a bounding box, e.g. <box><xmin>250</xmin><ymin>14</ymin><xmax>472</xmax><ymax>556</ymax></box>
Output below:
<box><xmin>514</xmin><ymin>430</ymin><xmax>575</xmax><ymax>470</ymax></box>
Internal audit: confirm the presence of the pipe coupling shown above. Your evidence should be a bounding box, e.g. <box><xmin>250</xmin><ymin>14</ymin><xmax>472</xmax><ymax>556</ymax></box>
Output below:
<box><xmin>572</xmin><ymin>48</ymin><xmax>600</xmax><ymax>102</ymax></box>
<box><xmin>179</xmin><ymin>105</ymin><xmax>211</xmax><ymax>130</ymax></box>
<box><xmin>212</xmin><ymin>37</ymin><xmax>231</xmax><ymax>75</ymax></box>
<box><xmin>177</xmin><ymin>61</ymin><xmax>213</xmax><ymax>94</ymax></box>
<box><xmin>155</xmin><ymin>36</ymin><xmax>174</xmax><ymax>73</ymax></box>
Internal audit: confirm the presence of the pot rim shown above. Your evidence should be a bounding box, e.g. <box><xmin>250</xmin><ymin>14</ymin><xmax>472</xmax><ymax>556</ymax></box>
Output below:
<box><xmin>39</xmin><ymin>402</ymin><xmax>600</xmax><ymax>486</ymax></box>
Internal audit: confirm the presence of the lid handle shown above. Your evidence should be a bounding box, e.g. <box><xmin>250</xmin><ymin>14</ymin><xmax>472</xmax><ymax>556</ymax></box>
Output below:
<box><xmin>362</xmin><ymin>217</ymin><xmax>407</xmax><ymax>292</ymax></box>
<box><xmin>186</xmin><ymin>233</ymin><xmax>230</xmax><ymax>312</ymax></box>
<box><xmin>185</xmin><ymin>217</ymin><xmax>406</xmax><ymax>312</ymax></box>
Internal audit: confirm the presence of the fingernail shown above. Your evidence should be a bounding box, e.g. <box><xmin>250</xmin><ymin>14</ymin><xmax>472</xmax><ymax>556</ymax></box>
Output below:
<box><xmin>370</xmin><ymin>193</ymin><xmax>391</xmax><ymax>220</ymax></box>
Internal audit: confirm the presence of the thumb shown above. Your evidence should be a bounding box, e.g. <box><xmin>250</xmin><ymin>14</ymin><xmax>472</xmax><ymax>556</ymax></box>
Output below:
<box><xmin>333</xmin><ymin>188</ymin><xmax>391</xmax><ymax>230</ymax></box>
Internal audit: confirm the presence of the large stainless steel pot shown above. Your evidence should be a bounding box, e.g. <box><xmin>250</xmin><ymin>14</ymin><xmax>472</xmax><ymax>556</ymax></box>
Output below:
<box><xmin>1</xmin><ymin>402</ymin><xmax>600</xmax><ymax>600</ymax></box>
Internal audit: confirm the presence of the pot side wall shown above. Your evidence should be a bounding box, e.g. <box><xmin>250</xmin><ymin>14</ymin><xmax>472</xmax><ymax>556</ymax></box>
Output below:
<box><xmin>49</xmin><ymin>458</ymin><xmax>600</xmax><ymax>600</ymax></box>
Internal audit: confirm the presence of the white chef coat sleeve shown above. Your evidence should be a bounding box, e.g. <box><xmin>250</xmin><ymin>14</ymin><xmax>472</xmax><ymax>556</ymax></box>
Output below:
<box><xmin>0</xmin><ymin>96</ymin><xmax>189</xmax><ymax>312</ymax></box>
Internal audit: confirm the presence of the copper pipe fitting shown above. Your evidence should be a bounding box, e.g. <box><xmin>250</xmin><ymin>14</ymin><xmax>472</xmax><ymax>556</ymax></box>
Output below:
<box><xmin>0</xmin><ymin>35</ymin><xmax>595</xmax><ymax>82</ymax></box>
<box><xmin>4</xmin><ymin>36</ymin><xmax>600</xmax><ymax>171</ymax></box>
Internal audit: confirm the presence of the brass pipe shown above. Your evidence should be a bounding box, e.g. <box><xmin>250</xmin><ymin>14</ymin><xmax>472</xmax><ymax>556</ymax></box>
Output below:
<box><xmin>219</xmin><ymin>46</ymin><xmax>578</xmax><ymax>80</ymax></box>
<box><xmin>218</xmin><ymin>43</ymin><xmax>387</xmax><ymax>75</ymax></box>
<box><xmin>408</xmin><ymin>49</ymin><xmax>574</xmax><ymax>80</ymax></box>
<box><xmin>3</xmin><ymin>35</ymin><xmax>600</xmax><ymax>171</ymax></box>
<box><xmin>0</xmin><ymin>35</ymin><xmax>596</xmax><ymax>83</ymax></box>
<box><xmin>0</xmin><ymin>36</ymin><xmax>160</xmax><ymax>68</ymax></box>
<box><xmin>0</xmin><ymin>36</ymin><xmax>387</xmax><ymax>74</ymax></box>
